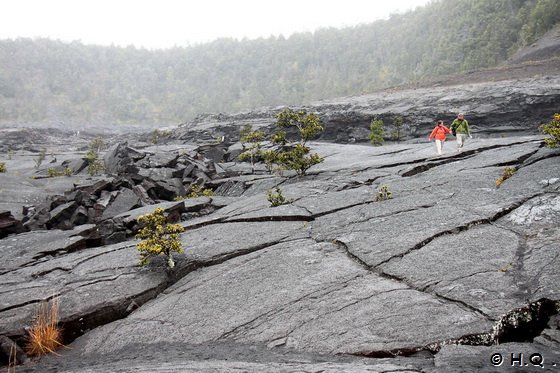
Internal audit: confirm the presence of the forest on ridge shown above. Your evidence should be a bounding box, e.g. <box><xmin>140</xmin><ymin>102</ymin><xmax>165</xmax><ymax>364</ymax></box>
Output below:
<box><xmin>0</xmin><ymin>0</ymin><xmax>558</xmax><ymax>127</ymax></box>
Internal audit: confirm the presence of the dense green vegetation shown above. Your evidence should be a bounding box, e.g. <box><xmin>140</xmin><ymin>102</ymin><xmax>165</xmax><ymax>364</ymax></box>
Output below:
<box><xmin>0</xmin><ymin>0</ymin><xmax>558</xmax><ymax>126</ymax></box>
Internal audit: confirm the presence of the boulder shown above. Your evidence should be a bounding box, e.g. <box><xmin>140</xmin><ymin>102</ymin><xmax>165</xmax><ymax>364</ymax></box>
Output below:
<box><xmin>46</xmin><ymin>201</ymin><xmax>77</xmax><ymax>230</ymax></box>
<box><xmin>75</xmin><ymin>178</ymin><xmax>115</xmax><ymax>196</ymax></box>
<box><xmin>0</xmin><ymin>210</ymin><xmax>25</xmax><ymax>238</ymax></box>
<box><xmin>103</xmin><ymin>142</ymin><xmax>143</xmax><ymax>175</ymax></box>
<box><xmin>101</xmin><ymin>189</ymin><xmax>141</xmax><ymax>220</ymax></box>
<box><xmin>61</xmin><ymin>158</ymin><xmax>88</xmax><ymax>174</ymax></box>
<box><xmin>196</xmin><ymin>143</ymin><xmax>227</xmax><ymax>163</ymax></box>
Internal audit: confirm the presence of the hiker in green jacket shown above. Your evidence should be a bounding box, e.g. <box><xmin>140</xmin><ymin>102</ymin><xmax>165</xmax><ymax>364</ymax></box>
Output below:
<box><xmin>450</xmin><ymin>113</ymin><xmax>472</xmax><ymax>152</ymax></box>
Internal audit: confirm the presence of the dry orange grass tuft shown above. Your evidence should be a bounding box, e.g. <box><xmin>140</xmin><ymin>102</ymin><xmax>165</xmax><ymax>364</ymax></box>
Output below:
<box><xmin>25</xmin><ymin>298</ymin><xmax>63</xmax><ymax>357</ymax></box>
<box><xmin>8</xmin><ymin>342</ymin><xmax>17</xmax><ymax>373</ymax></box>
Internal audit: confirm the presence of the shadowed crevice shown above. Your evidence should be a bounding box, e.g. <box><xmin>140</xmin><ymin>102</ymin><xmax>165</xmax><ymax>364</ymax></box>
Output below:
<box><xmin>350</xmin><ymin>298</ymin><xmax>559</xmax><ymax>358</ymax></box>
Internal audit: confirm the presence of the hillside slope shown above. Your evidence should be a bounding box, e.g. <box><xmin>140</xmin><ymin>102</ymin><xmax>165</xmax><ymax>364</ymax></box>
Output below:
<box><xmin>507</xmin><ymin>23</ymin><xmax>560</xmax><ymax>64</ymax></box>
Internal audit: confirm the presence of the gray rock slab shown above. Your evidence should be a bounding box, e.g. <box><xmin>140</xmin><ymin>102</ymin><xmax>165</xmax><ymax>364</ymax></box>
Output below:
<box><xmin>137</xmin><ymin>166</ymin><xmax>175</xmax><ymax>181</ymax></box>
<box><xmin>449</xmin><ymin>140</ymin><xmax>543</xmax><ymax>171</ymax></box>
<box><xmin>101</xmin><ymin>188</ymin><xmax>140</xmax><ymax>220</ymax></box>
<box><xmin>16</xmin><ymin>340</ymin><xmax>432</xmax><ymax>372</ymax></box>
<box><xmin>292</xmin><ymin>184</ymin><xmax>375</xmax><ymax>216</ymax></box>
<box><xmin>0</xmin><ymin>239</ymin><xmax>169</xmax><ymax>336</ymax></box>
<box><xmin>208</xmin><ymin>192</ymin><xmax>270</xmax><ymax>218</ymax></box>
<box><xmin>0</xmin><ymin>224</ymin><xmax>96</xmax><ymax>273</ymax></box>
<box><xmin>499</xmin><ymin>193</ymin><xmax>560</xmax><ymax>301</ymax></box>
<box><xmin>495</xmin><ymin>157</ymin><xmax>560</xmax><ymax>197</ymax></box>
<box><xmin>379</xmin><ymin>225</ymin><xmax>529</xmax><ymax>319</ymax></box>
<box><xmin>143</xmin><ymin>153</ymin><xmax>179</xmax><ymax>168</ymax></box>
<box><xmin>112</xmin><ymin>200</ymin><xmax>191</xmax><ymax>225</ymax></box>
<box><xmin>224</xmin><ymin>203</ymin><xmax>312</xmax><ymax>222</ymax></box>
<box><xmin>505</xmin><ymin>193</ymin><xmax>560</xmax><ymax>227</ymax></box>
<box><xmin>182</xmin><ymin>221</ymin><xmax>309</xmax><ymax>263</ymax></box>
<box><xmin>306</xmin><ymin>142</ymin><xmax>421</xmax><ymax>174</ymax></box>
<box><xmin>19</xmin><ymin>359</ymin><xmax>427</xmax><ymax>373</ymax></box>
<box><xmin>61</xmin><ymin>157</ymin><xmax>88</xmax><ymax>174</ymax></box>
<box><xmin>70</xmin><ymin>239</ymin><xmax>492</xmax><ymax>357</ymax></box>
<box><xmin>142</xmin><ymin>144</ymin><xmax>198</xmax><ymax>153</ymax></box>
<box><xmin>0</xmin><ymin>173</ymin><xmax>51</xmax><ymax>219</ymax></box>
<box><xmin>432</xmin><ymin>342</ymin><xmax>560</xmax><ymax>373</ymax></box>
<box><xmin>312</xmin><ymin>197</ymin><xmax>483</xmax><ymax>267</ymax></box>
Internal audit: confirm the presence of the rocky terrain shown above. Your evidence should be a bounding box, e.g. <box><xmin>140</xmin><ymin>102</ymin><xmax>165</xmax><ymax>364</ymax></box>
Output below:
<box><xmin>0</xmin><ymin>132</ymin><xmax>559</xmax><ymax>372</ymax></box>
<box><xmin>1</xmin><ymin>41</ymin><xmax>560</xmax><ymax>371</ymax></box>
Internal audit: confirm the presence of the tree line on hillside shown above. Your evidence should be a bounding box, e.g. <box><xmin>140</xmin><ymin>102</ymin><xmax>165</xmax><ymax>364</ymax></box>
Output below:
<box><xmin>0</xmin><ymin>0</ymin><xmax>558</xmax><ymax>126</ymax></box>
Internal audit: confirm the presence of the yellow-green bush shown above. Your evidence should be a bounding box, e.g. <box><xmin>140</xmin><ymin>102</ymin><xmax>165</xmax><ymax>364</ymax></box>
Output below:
<box><xmin>496</xmin><ymin>167</ymin><xmax>516</xmax><ymax>187</ymax></box>
<box><xmin>187</xmin><ymin>184</ymin><xmax>214</xmax><ymax>198</ymax></box>
<box><xmin>375</xmin><ymin>185</ymin><xmax>393</xmax><ymax>202</ymax></box>
<box><xmin>46</xmin><ymin>167</ymin><xmax>73</xmax><ymax>177</ymax></box>
<box><xmin>276</xmin><ymin>144</ymin><xmax>323</xmax><ymax>176</ymax></box>
<box><xmin>540</xmin><ymin>113</ymin><xmax>560</xmax><ymax>148</ymax></box>
<box><xmin>85</xmin><ymin>149</ymin><xmax>104</xmax><ymax>176</ymax></box>
<box><xmin>0</xmin><ymin>162</ymin><xmax>6</xmax><ymax>173</ymax></box>
<box><xmin>136</xmin><ymin>207</ymin><xmax>185</xmax><ymax>268</ymax></box>
<box><xmin>266</xmin><ymin>187</ymin><xmax>288</xmax><ymax>207</ymax></box>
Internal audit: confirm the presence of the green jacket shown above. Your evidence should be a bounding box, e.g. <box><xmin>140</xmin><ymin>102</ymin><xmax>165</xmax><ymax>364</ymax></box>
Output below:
<box><xmin>451</xmin><ymin>118</ymin><xmax>470</xmax><ymax>135</ymax></box>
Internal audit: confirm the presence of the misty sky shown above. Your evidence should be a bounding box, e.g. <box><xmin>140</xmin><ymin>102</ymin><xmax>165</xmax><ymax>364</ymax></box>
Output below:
<box><xmin>1</xmin><ymin>0</ymin><xmax>431</xmax><ymax>49</ymax></box>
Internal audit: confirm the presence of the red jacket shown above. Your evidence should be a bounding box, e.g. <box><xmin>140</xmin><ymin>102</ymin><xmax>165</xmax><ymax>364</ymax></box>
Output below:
<box><xmin>429</xmin><ymin>125</ymin><xmax>451</xmax><ymax>141</ymax></box>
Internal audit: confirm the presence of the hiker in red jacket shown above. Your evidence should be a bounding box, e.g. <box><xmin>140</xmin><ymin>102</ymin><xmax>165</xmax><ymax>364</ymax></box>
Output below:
<box><xmin>428</xmin><ymin>120</ymin><xmax>451</xmax><ymax>155</ymax></box>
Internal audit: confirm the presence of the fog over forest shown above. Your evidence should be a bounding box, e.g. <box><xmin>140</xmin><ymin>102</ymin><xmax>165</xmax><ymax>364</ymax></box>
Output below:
<box><xmin>0</xmin><ymin>0</ymin><xmax>558</xmax><ymax>128</ymax></box>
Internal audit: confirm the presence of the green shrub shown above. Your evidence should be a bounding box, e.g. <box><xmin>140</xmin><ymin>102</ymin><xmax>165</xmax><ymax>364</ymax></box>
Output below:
<box><xmin>238</xmin><ymin>124</ymin><xmax>266</xmax><ymax>174</ymax></box>
<box><xmin>151</xmin><ymin>129</ymin><xmax>170</xmax><ymax>145</ymax></box>
<box><xmin>187</xmin><ymin>184</ymin><xmax>214</xmax><ymax>198</ymax></box>
<box><xmin>85</xmin><ymin>149</ymin><xmax>104</xmax><ymax>176</ymax></box>
<box><xmin>271</xmin><ymin>131</ymin><xmax>287</xmax><ymax>145</ymax></box>
<box><xmin>276</xmin><ymin>109</ymin><xmax>323</xmax><ymax>145</ymax></box>
<box><xmin>63</xmin><ymin>167</ymin><xmax>73</xmax><ymax>176</ymax></box>
<box><xmin>266</xmin><ymin>187</ymin><xmax>288</xmax><ymax>207</ymax></box>
<box><xmin>47</xmin><ymin>167</ymin><xmax>58</xmax><ymax>178</ymax></box>
<box><xmin>135</xmin><ymin>207</ymin><xmax>185</xmax><ymax>268</ymax></box>
<box><xmin>90</xmin><ymin>136</ymin><xmax>105</xmax><ymax>153</ymax></box>
<box><xmin>34</xmin><ymin>148</ymin><xmax>46</xmax><ymax>168</ymax></box>
<box><xmin>496</xmin><ymin>167</ymin><xmax>516</xmax><ymax>187</ymax></box>
<box><xmin>46</xmin><ymin>167</ymin><xmax>73</xmax><ymax>177</ymax></box>
<box><xmin>237</xmin><ymin>109</ymin><xmax>325</xmax><ymax>176</ymax></box>
<box><xmin>375</xmin><ymin>185</ymin><xmax>393</xmax><ymax>201</ymax></box>
<box><xmin>83</xmin><ymin>137</ymin><xmax>106</xmax><ymax>176</ymax></box>
<box><xmin>391</xmin><ymin>115</ymin><xmax>404</xmax><ymax>141</ymax></box>
<box><xmin>276</xmin><ymin>144</ymin><xmax>323</xmax><ymax>176</ymax></box>
<box><xmin>369</xmin><ymin>118</ymin><xmax>384</xmax><ymax>146</ymax></box>
<box><xmin>260</xmin><ymin>149</ymin><xmax>279</xmax><ymax>173</ymax></box>
<box><xmin>0</xmin><ymin>162</ymin><xmax>6</xmax><ymax>173</ymax></box>
<box><xmin>540</xmin><ymin>113</ymin><xmax>560</xmax><ymax>148</ymax></box>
